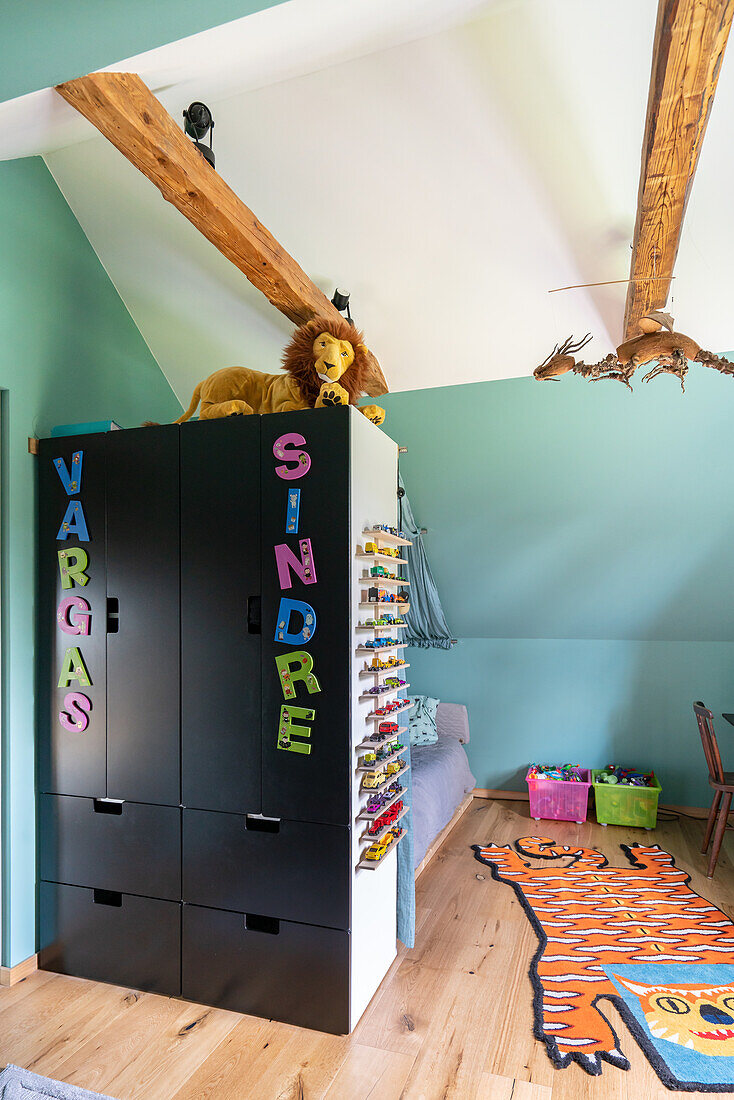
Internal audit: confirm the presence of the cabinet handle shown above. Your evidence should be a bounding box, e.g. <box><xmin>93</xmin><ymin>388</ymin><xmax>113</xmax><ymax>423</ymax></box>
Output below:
<box><xmin>106</xmin><ymin>597</ymin><xmax>120</xmax><ymax>633</ymax></box>
<box><xmin>245</xmin><ymin>814</ymin><xmax>280</xmax><ymax>833</ymax></box>
<box><xmin>93</xmin><ymin>889</ymin><xmax>122</xmax><ymax>907</ymax></box>
<box><xmin>93</xmin><ymin>798</ymin><xmax>124</xmax><ymax>816</ymax></box>
<box><xmin>245</xmin><ymin>913</ymin><xmax>279</xmax><ymax>935</ymax></box>
<box><xmin>247</xmin><ymin>595</ymin><xmax>261</xmax><ymax>635</ymax></box>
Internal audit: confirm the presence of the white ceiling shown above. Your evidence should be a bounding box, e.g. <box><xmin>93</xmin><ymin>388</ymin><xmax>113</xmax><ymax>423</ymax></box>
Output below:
<box><xmin>5</xmin><ymin>0</ymin><xmax>734</xmax><ymax>402</ymax></box>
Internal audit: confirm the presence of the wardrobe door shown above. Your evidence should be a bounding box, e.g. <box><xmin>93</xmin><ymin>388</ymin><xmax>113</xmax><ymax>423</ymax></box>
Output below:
<box><xmin>180</xmin><ymin>417</ymin><xmax>262</xmax><ymax>812</ymax></box>
<box><xmin>38</xmin><ymin>433</ymin><xmax>107</xmax><ymax>797</ymax></box>
<box><xmin>260</xmin><ymin>407</ymin><xmax>352</xmax><ymax>825</ymax></box>
<box><xmin>105</xmin><ymin>426</ymin><xmax>180</xmax><ymax>805</ymax></box>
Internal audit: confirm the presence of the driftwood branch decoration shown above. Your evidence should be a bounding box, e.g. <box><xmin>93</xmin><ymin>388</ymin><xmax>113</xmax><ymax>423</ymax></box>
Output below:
<box><xmin>534</xmin><ymin>314</ymin><xmax>734</xmax><ymax>392</ymax></box>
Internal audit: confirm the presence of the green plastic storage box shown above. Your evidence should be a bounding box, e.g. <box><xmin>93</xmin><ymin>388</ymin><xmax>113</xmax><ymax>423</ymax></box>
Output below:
<box><xmin>592</xmin><ymin>769</ymin><xmax>661</xmax><ymax>828</ymax></box>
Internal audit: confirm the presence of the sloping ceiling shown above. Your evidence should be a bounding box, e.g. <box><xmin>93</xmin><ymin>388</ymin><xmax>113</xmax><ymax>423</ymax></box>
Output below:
<box><xmin>4</xmin><ymin>0</ymin><xmax>734</xmax><ymax>403</ymax></box>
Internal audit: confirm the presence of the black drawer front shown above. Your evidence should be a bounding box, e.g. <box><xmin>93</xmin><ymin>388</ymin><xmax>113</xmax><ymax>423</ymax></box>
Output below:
<box><xmin>40</xmin><ymin>795</ymin><xmax>181</xmax><ymax>900</ymax></box>
<box><xmin>182</xmin><ymin>904</ymin><xmax>349</xmax><ymax>1033</ymax></box>
<box><xmin>183</xmin><ymin>810</ymin><xmax>349</xmax><ymax>929</ymax></box>
<box><xmin>39</xmin><ymin>882</ymin><xmax>180</xmax><ymax>996</ymax></box>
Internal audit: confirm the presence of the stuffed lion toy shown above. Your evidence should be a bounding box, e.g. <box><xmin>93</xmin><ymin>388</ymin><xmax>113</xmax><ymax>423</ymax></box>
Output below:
<box><xmin>174</xmin><ymin>317</ymin><xmax>388</xmax><ymax>426</ymax></box>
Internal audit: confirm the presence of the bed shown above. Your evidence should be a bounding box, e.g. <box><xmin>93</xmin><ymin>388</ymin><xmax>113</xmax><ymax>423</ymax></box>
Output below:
<box><xmin>410</xmin><ymin>702</ymin><xmax>476</xmax><ymax>871</ymax></box>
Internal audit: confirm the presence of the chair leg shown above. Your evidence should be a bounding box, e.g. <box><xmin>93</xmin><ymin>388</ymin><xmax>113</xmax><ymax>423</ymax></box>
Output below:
<box><xmin>708</xmin><ymin>791</ymin><xmax>732</xmax><ymax>878</ymax></box>
<box><xmin>703</xmin><ymin>790</ymin><xmax>723</xmax><ymax>853</ymax></box>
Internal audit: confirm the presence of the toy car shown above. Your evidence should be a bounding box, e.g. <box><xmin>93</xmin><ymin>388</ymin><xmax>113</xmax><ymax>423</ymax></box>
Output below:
<box><xmin>379</xmin><ymin>721</ymin><xmax>399</xmax><ymax>735</ymax></box>
<box><xmin>364</xmin><ymin>542</ymin><xmax>377</xmax><ymax>554</ymax></box>
<box><xmin>362</xmin><ymin>751</ymin><xmax>377</xmax><ymax>766</ymax></box>
<box><xmin>362</xmin><ymin>770</ymin><xmax>385</xmax><ymax>790</ymax></box>
<box><xmin>365</xmin><ymin>839</ymin><xmax>390</xmax><ymax>861</ymax></box>
<box><xmin>385</xmin><ymin>761</ymin><xmax>402</xmax><ymax>777</ymax></box>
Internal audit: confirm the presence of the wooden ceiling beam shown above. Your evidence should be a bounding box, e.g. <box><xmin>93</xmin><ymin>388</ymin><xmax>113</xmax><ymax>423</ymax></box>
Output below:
<box><xmin>56</xmin><ymin>71</ymin><xmax>344</xmax><ymax>329</ymax></box>
<box><xmin>624</xmin><ymin>0</ymin><xmax>734</xmax><ymax>338</ymax></box>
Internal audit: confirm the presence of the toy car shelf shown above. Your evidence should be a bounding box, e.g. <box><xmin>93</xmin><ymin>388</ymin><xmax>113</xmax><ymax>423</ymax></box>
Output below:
<box><xmin>366</xmin><ymin>700</ymin><xmax>414</xmax><ymax>721</ymax></box>
<box><xmin>358</xmin><ymin>574</ymin><xmax>410</xmax><ymax>587</ymax></box>
<box><xmin>357</xmin><ymin>828</ymin><xmax>406</xmax><ymax>870</ymax></box>
<box><xmin>359</xmin><ymin>682</ymin><xmax>410</xmax><ymax>702</ymax></box>
<box><xmin>356</xmin><ymin>744</ymin><xmax>409</xmax><ymax>771</ymax></box>
<box><xmin>356</xmin><ymin>552</ymin><xmax>408</xmax><ymax>566</ymax></box>
<box><xmin>356</xmin><ymin>622</ymin><xmax>408</xmax><ymax>632</ymax></box>
<box><xmin>360</xmin><ymin>763</ymin><xmax>409</xmax><ymax>794</ymax></box>
<box><xmin>355</xmin><ymin>643</ymin><xmax>407</xmax><ymax>656</ymax></box>
<box><xmin>361</xmin><ymin>528</ymin><xmax>412</xmax><ymax>547</ymax></box>
<box><xmin>357</xmin><ymin>785</ymin><xmax>405</xmax><ymax>820</ymax></box>
<box><xmin>358</xmin><ymin>663</ymin><xmax>410</xmax><ymax>678</ymax></box>
<box><xmin>356</xmin><ymin>726</ymin><xmax>408</xmax><ymax>751</ymax></box>
<box><xmin>359</xmin><ymin>601</ymin><xmax>410</xmax><ymax>611</ymax></box>
<box><xmin>360</xmin><ymin>804</ymin><xmax>409</xmax><ymax>842</ymax></box>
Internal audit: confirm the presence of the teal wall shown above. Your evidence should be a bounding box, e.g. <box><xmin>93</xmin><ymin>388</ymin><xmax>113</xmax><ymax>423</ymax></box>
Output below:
<box><xmin>379</xmin><ymin>369</ymin><xmax>734</xmax><ymax>808</ymax></box>
<box><xmin>0</xmin><ymin>157</ymin><xmax>181</xmax><ymax>967</ymax></box>
<box><xmin>1</xmin><ymin>0</ymin><xmax>284</xmax><ymax>102</ymax></box>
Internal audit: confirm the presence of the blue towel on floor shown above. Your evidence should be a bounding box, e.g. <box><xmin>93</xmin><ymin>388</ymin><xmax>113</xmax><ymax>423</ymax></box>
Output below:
<box><xmin>396</xmin><ymin>737</ymin><xmax>415</xmax><ymax>948</ymax></box>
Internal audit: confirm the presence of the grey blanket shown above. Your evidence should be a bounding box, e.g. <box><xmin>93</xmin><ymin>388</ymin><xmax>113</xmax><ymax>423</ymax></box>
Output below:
<box><xmin>411</xmin><ymin>736</ymin><xmax>475</xmax><ymax>868</ymax></box>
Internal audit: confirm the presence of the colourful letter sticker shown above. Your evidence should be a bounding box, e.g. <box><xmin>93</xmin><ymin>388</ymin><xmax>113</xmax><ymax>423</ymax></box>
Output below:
<box><xmin>286</xmin><ymin>488</ymin><xmax>301</xmax><ymax>534</ymax></box>
<box><xmin>57</xmin><ymin>595</ymin><xmax>91</xmax><ymax>636</ymax></box>
<box><xmin>56</xmin><ymin>499</ymin><xmax>90</xmax><ymax>542</ymax></box>
<box><xmin>58</xmin><ymin>546</ymin><xmax>89</xmax><ymax>590</ymax></box>
<box><xmin>274</xmin><ymin>597</ymin><xmax>316</xmax><ymax>645</ymax></box>
<box><xmin>57</xmin><ymin>646</ymin><xmax>92</xmax><ymax>688</ymax></box>
<box><xmin>274</xmin><ymin>538</ymin><xmax>317</xmax><ymax>590</ymax></box>
<box><xmin>277</xmin><ymin>704</ymin><xmax>315</xmax><ymax>754</ymax></box>
<box><xmin>59</xmin><ymin>691</ymin><xmax>92</xmax><ymax>732</ymax></box>
<box><xmin>53</xmin><ymin>452</ymin><xmax>83</xmax><ymax>496</ymax></box>
<box><xmin>274</xmin><ymin>651</ymin><xmax>321</xmax><ymax>700</ymax></box>
<box><xmin>273</xmin><ymin>433</ymin><xmax>311</xmax><ymax>480</ymax></box>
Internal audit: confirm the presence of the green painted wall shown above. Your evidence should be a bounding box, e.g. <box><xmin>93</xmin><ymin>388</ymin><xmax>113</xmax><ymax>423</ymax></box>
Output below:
<box><xmin>379</xmin><ymin>369</ymin><xmax>734</xmax><ymax>809</ymax></box>
<box><xmin>1</xmin><ymin>0</ymin><xmax>285</xmax><ymax>103</ymax></box>
<box><xmin>1</xmin><ymin>157</ymin><xmax>181</xmax><ymax>967</ymax></box>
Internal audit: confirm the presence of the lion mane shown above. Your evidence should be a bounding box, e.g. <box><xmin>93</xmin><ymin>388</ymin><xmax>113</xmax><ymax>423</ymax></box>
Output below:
<box><xmin>282</xmin><ymin>316</ymin><xmax>373</xmax><ymax>406</ymax></box>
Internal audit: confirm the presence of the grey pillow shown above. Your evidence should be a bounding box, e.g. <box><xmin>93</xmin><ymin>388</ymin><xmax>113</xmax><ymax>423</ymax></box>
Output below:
<box><xmin>408</xmin><ymin>695</ymin><xmax>440</xmax><ymax>745</ymax></box>
<box><xmin>436</xmin><ymin>702</ymin><xmax>470</xmax><ymax>743</ymax></box>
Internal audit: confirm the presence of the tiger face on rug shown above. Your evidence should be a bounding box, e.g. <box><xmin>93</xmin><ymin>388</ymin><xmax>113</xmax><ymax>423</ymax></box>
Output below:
<box><xmin>474</xmin><ymin>836</ymin><xmax>734</xmax><ymax>1092</ymax></box>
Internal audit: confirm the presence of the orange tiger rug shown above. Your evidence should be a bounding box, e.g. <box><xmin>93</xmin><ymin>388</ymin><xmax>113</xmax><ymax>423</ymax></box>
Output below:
<box><xmin>474</xmin><ymin>836</ymin><xmax>734</xmax><ymax>1092</ymax></box>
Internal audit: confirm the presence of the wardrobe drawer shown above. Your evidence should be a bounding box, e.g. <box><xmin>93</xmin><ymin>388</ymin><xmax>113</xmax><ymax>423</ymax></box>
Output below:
<box><xmin>183</xmin><ymin>809</ymin><xmax>349</xmax><ymax>929</ymax></box>
<box><xmin>39</xmin><ymin>882</ymin><xmax>181</xmax><ymax>996</ymax></box>
<box><xmin>39</xmin><ymin>795</ymin><xmax>181</xmax><ymax>900</ymax></box>
<box><xmin>182</xmin><ymin>904</ymin><xmax>349</xmax><ymax>1033</ymax></box>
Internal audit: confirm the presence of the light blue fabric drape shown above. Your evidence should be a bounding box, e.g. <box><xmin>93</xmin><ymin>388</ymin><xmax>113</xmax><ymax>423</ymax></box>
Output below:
<box><xmin>398</xmin><ymin>472</ymin><xmax>453</xmax><ymax>650</ymax></box>
<box><xmin>396</xmin><ymin>736</ymin><xmax>414</xmax><ymax>948</ymax></box>
<box><xmin>396</xmin><ymin>472</ymin><xmax>452</xmax><ymax>947</ymax></box>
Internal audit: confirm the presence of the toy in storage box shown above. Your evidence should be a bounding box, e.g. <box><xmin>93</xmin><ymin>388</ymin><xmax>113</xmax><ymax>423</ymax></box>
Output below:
<box><xmin>592</xmin><ymin>769</ymin><xmax>661</xmax><ymax>828</ymax></box>
<box><xmin>526</xmin><ymin>767</ymin><xmax>592</xmax><ymax>823</ymax></box>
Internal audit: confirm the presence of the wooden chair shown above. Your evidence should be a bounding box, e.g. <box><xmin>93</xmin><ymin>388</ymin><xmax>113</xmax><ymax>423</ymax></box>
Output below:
<box><xmin>694</xmin><ymin>702</ymin><xmax>734</xmax><ymax>877</ymax></box>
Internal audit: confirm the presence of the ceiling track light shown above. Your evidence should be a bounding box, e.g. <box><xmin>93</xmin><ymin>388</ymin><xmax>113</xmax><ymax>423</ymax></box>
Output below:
<box><xmin>183</xmin><ymin>102</ymin><xmax>215</xmax><ymax>169</ymax></box>
<box><xmin>331</xmin><ymin>288</ymin><xmax>353</xmax><ymax>325</ymax></box>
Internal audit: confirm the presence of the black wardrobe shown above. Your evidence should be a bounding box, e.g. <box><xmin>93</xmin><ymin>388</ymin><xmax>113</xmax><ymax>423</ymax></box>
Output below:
<box><xmin>37</xmin><ymin>406</ymin><xmax>386</xmax><ymax>1035</ymax></box>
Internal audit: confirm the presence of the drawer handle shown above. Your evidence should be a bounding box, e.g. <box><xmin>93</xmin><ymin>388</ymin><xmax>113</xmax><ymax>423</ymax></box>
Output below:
<box><xmin>93</xmin><ymin>889</ymin><xmax>122</xmax><ymax>907</ymax></box>
<box><xmin>247</xmin><ymin>595</ymin><xmax>261</xmax><ymax>635</ymax></box>
<box><xmin>93</xmin><ymin>798</ymin><xmax>124</xmax><ymax>815</ymax></box>
<box><xmin>107</xmin><ymin>597</ymin><xmax>120</xmax><ymax>633</ymax></box>
<box><xmin>245</xmin><ymin>815</ymin><xmax>280</xmax><ymax>833</ymax></box>
<box><xmin>245</xmin><ymin>913</ymin><xmax>279</xmax><ymax>935</ymax></box>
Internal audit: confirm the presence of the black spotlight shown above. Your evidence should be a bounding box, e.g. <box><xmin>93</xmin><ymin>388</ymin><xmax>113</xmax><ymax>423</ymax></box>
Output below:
<box><xmin>183</xmin><ymin>102</ymin><xmax>215</xmax><ymax>168</ymax></box>
<box><xmin>331</xmin><ymin>288</ymin><xmax>354</xmax><ymax>324</ymax></box>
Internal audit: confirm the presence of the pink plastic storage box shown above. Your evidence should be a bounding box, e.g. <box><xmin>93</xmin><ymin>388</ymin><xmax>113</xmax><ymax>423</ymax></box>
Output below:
<box><xmin>526</xmin><ymin>768</ymin><xmax>592</xmax><ymax>824</ymax></box>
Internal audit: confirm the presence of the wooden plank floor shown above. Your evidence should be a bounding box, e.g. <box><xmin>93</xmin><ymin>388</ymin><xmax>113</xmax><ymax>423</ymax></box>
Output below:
<box><xmin>2</xmin><ymin>798</ymin><xmax>732</xmax><ymax>1099</ymax></box>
